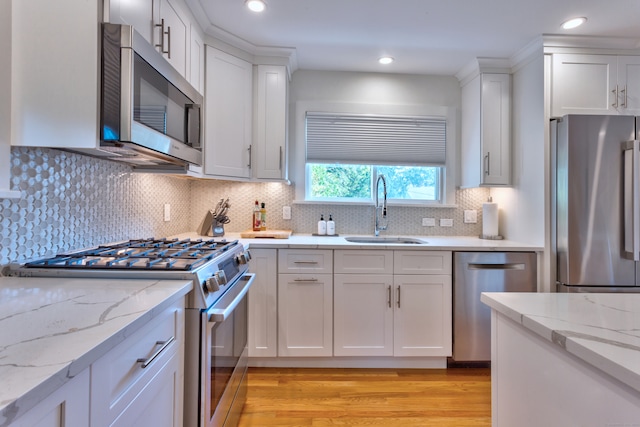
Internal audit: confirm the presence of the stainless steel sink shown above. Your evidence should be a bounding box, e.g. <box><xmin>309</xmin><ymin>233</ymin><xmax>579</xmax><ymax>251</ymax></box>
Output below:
<box><xmin>344</xmin><ymin>236</ymin><xmax>427</xmax><ymax>244</ymax></box>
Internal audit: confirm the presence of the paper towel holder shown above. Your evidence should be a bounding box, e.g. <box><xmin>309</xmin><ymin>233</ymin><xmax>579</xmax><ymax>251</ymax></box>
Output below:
<box><xmin>480</xmin><ymin>196</ymin><xmax>503</xmax><ymax>240</ymax></box>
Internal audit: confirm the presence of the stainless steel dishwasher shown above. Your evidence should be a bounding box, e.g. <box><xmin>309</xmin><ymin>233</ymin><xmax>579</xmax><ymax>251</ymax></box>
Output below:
<box><xmin>453</xmin><ymin>252</ymin><xmax>537</xmax><ymax>362</ymax></box>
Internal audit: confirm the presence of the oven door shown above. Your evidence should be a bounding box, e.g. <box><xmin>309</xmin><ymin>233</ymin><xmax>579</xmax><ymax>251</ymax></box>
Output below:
<box><xmin>204</xmin><ymin>273</ymin><xmax>255</xmax><ymax>427</ymax></box>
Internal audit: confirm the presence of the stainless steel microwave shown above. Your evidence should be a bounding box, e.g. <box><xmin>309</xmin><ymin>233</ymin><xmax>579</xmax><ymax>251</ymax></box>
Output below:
<box><xmin>99</xmin><ymin>23</ymin><xmax>202</xmax><ymax>169</ymax></box>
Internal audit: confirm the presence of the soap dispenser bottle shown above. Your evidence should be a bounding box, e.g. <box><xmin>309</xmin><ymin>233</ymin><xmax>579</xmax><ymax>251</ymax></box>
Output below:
<box><xmin>317</xmin><ymin>214</ymin><xmax>327</xmax><ymax>235</ymax></box>
<box><xmin>327</xmin><ymin>214</ymin><xmax>336</xmax><ymax>236</ymax></box>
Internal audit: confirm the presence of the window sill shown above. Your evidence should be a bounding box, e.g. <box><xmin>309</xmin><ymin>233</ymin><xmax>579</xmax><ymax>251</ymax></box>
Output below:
<box><xmin>292</xmin><ymin>200</ymin><xmax>458</xmax><ymax>209</ymax></box>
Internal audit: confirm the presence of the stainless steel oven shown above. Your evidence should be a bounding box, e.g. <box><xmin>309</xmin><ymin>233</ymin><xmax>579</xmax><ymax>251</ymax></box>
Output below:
<box><xmin>4</xmin><ymin>238</ymin><xmax>253</xmax><ymax>427</ymax></box>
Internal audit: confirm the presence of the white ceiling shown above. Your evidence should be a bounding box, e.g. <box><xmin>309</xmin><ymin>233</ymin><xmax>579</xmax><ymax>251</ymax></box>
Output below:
<box><xmin>188</xmin><ymin>0</ymin><xmax>640</xmax><ymax>76</ymax></box>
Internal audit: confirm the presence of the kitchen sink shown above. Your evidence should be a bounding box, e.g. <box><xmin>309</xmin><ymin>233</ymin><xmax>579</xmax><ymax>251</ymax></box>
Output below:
<box><xmin>344</xmin><ymin>236</ymin><xmax>427</xmax><ymax>244</ymax></box>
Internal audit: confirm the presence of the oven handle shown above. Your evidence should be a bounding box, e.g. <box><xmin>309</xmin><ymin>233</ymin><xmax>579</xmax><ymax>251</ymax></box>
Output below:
<box><xmin>207</xmin><ymin>273</ymin><xmax>255</xmax><ymax>322</ymax></box>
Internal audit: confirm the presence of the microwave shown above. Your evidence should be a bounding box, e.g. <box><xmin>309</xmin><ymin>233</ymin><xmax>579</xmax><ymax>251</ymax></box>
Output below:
<box><xmin>100</xmin><ymin>23</ymin><xmax>203</xmax><ymax>169</ymax></box>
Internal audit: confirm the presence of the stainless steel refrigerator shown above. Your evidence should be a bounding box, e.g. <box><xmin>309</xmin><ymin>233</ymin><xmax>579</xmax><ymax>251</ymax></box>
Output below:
<box><xmin>553</xmin><ymin>114</ymin><xmax>640</xmax><ymax>292</ymax></box>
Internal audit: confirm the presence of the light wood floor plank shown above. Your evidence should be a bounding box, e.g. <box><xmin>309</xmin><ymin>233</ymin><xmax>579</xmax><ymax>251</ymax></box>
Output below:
<box><xmin>238</xmin><ymin>367</ymin><xmax>491</xmax><ymax>426</ymax></box>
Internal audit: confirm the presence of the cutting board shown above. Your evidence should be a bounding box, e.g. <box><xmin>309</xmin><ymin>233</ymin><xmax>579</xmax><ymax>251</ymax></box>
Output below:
<box><xmin>240</xmin><ymin>229</ymin><xmax>292</xmax><ymax>239</ymax></box>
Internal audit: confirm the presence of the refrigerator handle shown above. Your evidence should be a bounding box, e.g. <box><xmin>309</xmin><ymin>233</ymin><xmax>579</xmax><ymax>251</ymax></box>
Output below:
<box><xmin>623</xmin><ymin>140</ymin><xmax>640</xmax><ymax>260</ymax></box>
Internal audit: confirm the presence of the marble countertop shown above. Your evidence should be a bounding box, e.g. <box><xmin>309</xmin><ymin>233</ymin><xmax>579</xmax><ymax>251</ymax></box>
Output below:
<box><xmin>481</xmin><ymin>292</ymin><xmax>640</xmax><ymax>393</ymax></box>
<box><xmin>0</xmin><ymin>277</ymin><xmax>192</xmax><ymax>424</ymax></box>
<box><xmin>176</xmin><ymin>232</ymin><xmax>543</xmax><ymax>252</ymax></box>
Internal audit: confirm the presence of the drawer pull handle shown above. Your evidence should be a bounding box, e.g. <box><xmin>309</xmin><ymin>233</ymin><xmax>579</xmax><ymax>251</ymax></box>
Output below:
<box><xmin>293</xmin><ymin>278</ymin><xmax>319</xmax><ymax>283</ymax></box>
<box><xmin>293</xmin><ymin>261</ymin><xmax>318</xmax><ymax>264</ymax></box>
<box><xmin>137</xmin><ymin>336</ymin><xmax>175</xmax><ymax>368</ymax></box>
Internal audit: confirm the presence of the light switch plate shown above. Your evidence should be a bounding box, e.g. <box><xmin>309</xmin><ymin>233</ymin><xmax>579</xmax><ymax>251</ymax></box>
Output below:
<box><xmin>464</xmin><ymin>210</ymin><xmax>477</xmax><ymax>223</ymax></box>
<box><xmin>163</xmin><ymin>204</ymin><xmax>171</xmax><ymax>222</ymax></box>
<box><xmin>282</xmin><ymin>206</ymin><xmax>291</xmax><ymax>220</ymax></box>
<box><xmin>440</xmin><ymin>218</ymin><xmax>453</xmax><ymax>227</ymax></box>
<box><xmin>422</xmin><ymin>217</ymin><xmax>436</xmax><ymax>227</ymax></box>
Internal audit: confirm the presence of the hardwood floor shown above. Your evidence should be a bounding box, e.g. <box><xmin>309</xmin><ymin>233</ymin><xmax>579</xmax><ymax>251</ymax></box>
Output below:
<box><xmin>238</xmin><ymin>367</ymin><xmax>491</xmax><ymax>426</ymax></box>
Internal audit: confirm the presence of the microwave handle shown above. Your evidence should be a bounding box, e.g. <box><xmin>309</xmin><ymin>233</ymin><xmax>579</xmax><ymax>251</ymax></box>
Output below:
<box><xmin>185</xmin><ymin>104</ymin><xmax>201</xmax><ymax>148</ymax></box>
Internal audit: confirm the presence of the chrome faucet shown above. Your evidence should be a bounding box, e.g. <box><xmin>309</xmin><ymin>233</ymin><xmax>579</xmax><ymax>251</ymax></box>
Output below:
<box><xmin>374</xmin><ymin>174</ymin><xmax>388</xmax><ymax>236</ymax></box>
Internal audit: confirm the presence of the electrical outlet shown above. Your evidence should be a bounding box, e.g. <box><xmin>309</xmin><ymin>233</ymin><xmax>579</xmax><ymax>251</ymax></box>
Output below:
<box><xmin>422</xmin><ymin>217</ymin><xmax>436</xmax><ymax>227</ymax></box>
<box><xmin>163</xmin><ymin>204</ymin><xmax>171</xmax><ymax>222</ymax></box>
<box><xmin>282</xmin><ymin>206</ymin><xmax>292</xmax><ymax>220</ymax></box>
<box><xmin>440</xmin><ymin>218</ymin><xmax>453</xmax><ymax>227</ymax></box>
<box><xmin>464</xmin><ymin>210</ymin><xmax>477</xmax><ymax>223</ymax></box>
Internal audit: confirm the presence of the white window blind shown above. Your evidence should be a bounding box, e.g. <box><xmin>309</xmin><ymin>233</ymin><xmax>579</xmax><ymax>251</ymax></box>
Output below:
<box><xmin>306</xmin><ymin>112</ymin><xmax>446</xmax><ymax>166</ymax></box>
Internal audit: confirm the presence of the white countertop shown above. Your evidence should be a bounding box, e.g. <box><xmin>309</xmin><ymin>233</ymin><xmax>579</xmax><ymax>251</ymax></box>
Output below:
<box><xmin>481</xmin><ymin>292</ymin><xmax>640</xmax><ymax>393</ymax></box>
<box><xmin>0</xmin><ymin>277</ymin><xmax>192</xmax><ymax>424</ymax></box>
<box><xmin>176</xmin><ymin>232</ymin><xmax>543</xmax><ymax>252</ymax></box>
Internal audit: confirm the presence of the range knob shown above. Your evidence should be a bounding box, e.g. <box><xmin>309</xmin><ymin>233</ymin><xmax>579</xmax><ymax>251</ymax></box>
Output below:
<box><xmin>204</xmin><ymin>276</ymin><xmax>220</xmax><ymax>293</ymax></box>
<box><xmin>235</xmin><ymin>251</ymin><xmax>250</xmax><ymax>265</ymax></box>
<box><xmin>215</xmin><ymin>270</ymin><xmax>228</xmax><ymax>286</ymax></box>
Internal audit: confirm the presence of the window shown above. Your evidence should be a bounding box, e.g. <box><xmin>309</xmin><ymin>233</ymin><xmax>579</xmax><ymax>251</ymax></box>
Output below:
<box><xmin>305</xmin><ymin>112</ymin><xmax>446</xmax><ymax>203</ymax></box>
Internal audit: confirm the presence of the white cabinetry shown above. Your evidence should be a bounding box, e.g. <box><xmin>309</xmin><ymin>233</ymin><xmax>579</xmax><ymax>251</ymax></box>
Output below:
<box><xmin>248</xmin><ymin>249</ymin><xmax>278</xmax><ymax>357</ymax></box>
<box><xmin>154</xmin><ymin>0</ymin><xmax>188</xmax><ymax>78</ymax></box>
<box><xmin>334</xmin><ymin>250</ymin><xmax>452</xmax><ymax>357</ymax></box>
<box><xmin>461</xmin><ymin>73</ymin><xmax>511</xmax><ymax>187</ymax></box>
<box><xmin>11</xmin><ymin>0</ymin><xmax>99</xmax><ymax>150</ymax></box>
<box><xmin>277</xmin><ymin>249</ymin><xmax>333</xmax><ymax>357</ymax></box>
<box><xmin>11</xmin><ymin>298</ymin><xmax>185</xmax><ymax>427</ymax></box>
<box><xmin>91</xmin><ymin>300</ymin><xmax>185</xmax><ymax>427</ymax></box>
<box><xmin>10</xmin><ymin>370</ymin><xmax>90</xmax><ymax>427</ymax></box>
<box><xmin>254</xmin><ymin>65</ymin><xmax>288</xmax><ymax>180</ymax></box>
<box><xmin>204</xmin><ymin>46</ymin><xmax>253</xmax><ymax>179</ymax></box>
<box><xmin>551</xmin><ymin>54</ymin><xmax>640</xmax><ymax>116</ymax></box>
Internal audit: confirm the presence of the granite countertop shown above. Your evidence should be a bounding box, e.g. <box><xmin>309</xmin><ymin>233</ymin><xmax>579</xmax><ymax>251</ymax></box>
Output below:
<box><xmin>175</xmin><ymin>232</ymin><xmax>544</xmax><ymax>252</ymax></box>
<box><xmin>481</xmin><ymin>292</ymin><xmax>640</xmax><ymax>393</ymax></box>
<box><xmin>0</xmin><ymin>277</ymin><xmax>192</xmax><ymax>424</ymax></box>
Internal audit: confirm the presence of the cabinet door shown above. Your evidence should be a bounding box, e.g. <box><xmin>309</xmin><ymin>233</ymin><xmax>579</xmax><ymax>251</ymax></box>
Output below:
<box><xmin>551</xmin><ymin>54</ymin><xmax>618</xmax><ymax>116</ymax></box>
<box><xmin>248</xmin><ymin>249</ymin><xmax>278</xmax><ymax>357</ymax></box>
<box><xmin>617</xmin><ymin>56</ymin><xmax>640</xmax><ymax>115</ymax></box>
<box><xmin>278</xmin><ymin>273</ymin><xmax>333</xmax><ymax>356</ymax></box>
<box><xmin>334</xmin><ymin>274</ymin><xmax>393</xmax><ymax>356</ymax></box>
<box><xmin>11</xmin><ymin>0</ymin><xmax>99</xmax><ymax>149</ymax></box>
<box><xmin>11</xmin><ymin>370</ymin><xmax>90</xmax><ymax>427</ymax></box>
<box><xmin>108</xmin><ymin>0</ymin><xmax>154</xmax><ymax>44</ymax></box>
<box><xmin>156</xmin><ymin>0</ymin><xmax>188</xmax><ymax>78</ymax></box>
<box><xmin>254</xmin><ymin>65</ymin><xmax>288</xmax><ymax>180</ymax></box>
<box><xmin>189</xmin><ymin>23</ymin><xmax>204</xmax><ymax>93</ymax></box>
<box><xmin>481</xmin><ymin>73</ymin><xmax>511</xmax><ymax>186</ymax></box>
<box><xmin>204</xmin><ymin>47</ymin><xmax>253</xmax><ymax>178</ymax></box>
<box><xmin>393</xmin><ymin>275</ymin><xmax>452</xmax><ymax>357</ymax></box>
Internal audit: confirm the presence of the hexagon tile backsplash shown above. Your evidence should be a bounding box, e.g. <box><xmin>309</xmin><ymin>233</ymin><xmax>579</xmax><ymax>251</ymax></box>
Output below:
<box><xmin>1</xmin><ymin>148</ymin><xmax>192</xmax><ymax>265</ymax></box>
<box><xmin>2</xmin><ymin>147</ymin><xmax>489</xmax><ymax>266</ymax></box>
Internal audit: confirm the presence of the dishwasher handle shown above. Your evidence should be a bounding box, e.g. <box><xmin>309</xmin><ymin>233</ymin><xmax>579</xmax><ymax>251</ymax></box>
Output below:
<box><xmin>467</xmin><ymin>263</ymin><xmax>526</xmax><ymax>270</ymax></box>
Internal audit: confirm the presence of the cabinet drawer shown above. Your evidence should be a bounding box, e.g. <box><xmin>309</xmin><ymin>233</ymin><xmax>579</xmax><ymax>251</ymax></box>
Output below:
<box><xmin>334</xmin><ymin>250</ymin><xmax>393</xmax><ymax>274</ymax></box>
<box><xmin>90</xmin><ymin>300</ymin><xmax>184</xmax><ymax>426</ymax></box>
<box><xmin>394</xmin><ymin>251</ymin><xmax>452</xmax><ymax>275</ymax></box>
<box><xmin>278</xmin><ymin>249</ymin><xmax>333</xmax><ymax>273</ymax></box>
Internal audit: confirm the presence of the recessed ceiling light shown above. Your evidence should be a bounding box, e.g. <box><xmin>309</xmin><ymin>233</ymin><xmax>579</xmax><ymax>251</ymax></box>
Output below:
<box><xmin>561</xmin><ymin>17</ymin><xmax>587</xmax><ymax>30</ymax></box>
<box><xmin>378</xmin><ymin>56</ymin><xmax>394</xmax><ymax>65</ymax></box>
<box><xmin>246</xmin><ymin>0</ymin><xmax>266</xmax><ymax>13</ymax></box>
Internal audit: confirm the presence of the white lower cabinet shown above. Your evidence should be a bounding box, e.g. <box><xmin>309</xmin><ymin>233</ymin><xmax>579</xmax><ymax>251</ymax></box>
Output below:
<box><xmin>10</xmin><ymin>370</ymin><xmax>90</xmax><ymax>427</ymax></box>
<box><xmin>278</xmin><ymin>273</ymin><xmax>333</xmax><ymax>357</ymax></box>
<box><xmin>334</xmin><ymin>250</ymin><xmax>452</xmax><ymax>357</ymax></box>
<box><xmin>13</xmin><ymin>299</ymin><xmax>185</xmax><ymax>427</ymax></box>
<box><xmin>248</xmin><ymin>249</ymin><xmax>278</xmax><ymax>357</ymax></box>
<box><xmin>90</xmin><ymin>299</ymin><xmax>185</xmax><ymax>427</ymax></box>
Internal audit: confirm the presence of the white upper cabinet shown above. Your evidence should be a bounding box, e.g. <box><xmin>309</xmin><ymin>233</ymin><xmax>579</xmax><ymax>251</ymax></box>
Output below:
<box><xmin>551</xmin><ymin>54</ymin><xmax>640</xmax><ymax>116</ymax></box>
<box><xmin>107</xmin><ymin>0</ymin><xmax>155</xmax><ymax>44</ymax></box>
<box><xmin>254</xmin><ymin>65</ymin><xmax>289</xmax><ymax>180</ymax></box>
<box><xmin>155</xmin><ymin>0</ymin><xmax>188</xmax><ymax>78</ymax></box>
<box><xmin>204</xmin><ymin>46</ymin><xmax>253</xmax><ymax>178</ymax></box>
<box><xmin>461</xmin><ymin>73</ymin><xmax>512</xmax><ymax>187</ymax></box>
<box><xmin>11</xmin><ymin>0</ymin><xmax>99</xmax><ymax>150</ymax></box>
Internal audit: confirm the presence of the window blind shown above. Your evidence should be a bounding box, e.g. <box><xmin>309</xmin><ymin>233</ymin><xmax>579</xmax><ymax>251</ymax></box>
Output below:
<box><xmin>305</xmin><ymin>112</ymin><xmax>446</xmax><ymax>166</ymax></box>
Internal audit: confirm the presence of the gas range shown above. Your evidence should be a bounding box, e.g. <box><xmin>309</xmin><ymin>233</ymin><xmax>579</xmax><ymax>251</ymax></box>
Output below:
<box><xmin>4</xmin><ymin>238</ymin><xmax>252</xmax><ymax>310</ymax></box>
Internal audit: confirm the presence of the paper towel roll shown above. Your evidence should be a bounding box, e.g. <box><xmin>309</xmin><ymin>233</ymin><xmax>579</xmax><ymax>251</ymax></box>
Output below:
<box><xmin>482</xmin><ymin>201</ymin><xmax>499</xmax><ymax>237</ymax></box>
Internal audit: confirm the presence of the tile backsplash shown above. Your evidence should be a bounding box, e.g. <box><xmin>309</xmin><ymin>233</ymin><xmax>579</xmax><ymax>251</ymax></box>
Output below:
<box><xmin>1</xmin><ymin>148</ymin><xmax>489</xmax><ymax>265</ymax></box>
